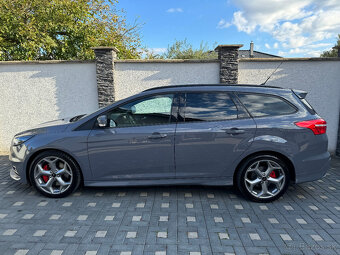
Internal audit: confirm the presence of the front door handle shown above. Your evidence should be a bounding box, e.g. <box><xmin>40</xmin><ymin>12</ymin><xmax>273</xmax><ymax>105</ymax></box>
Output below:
<box><xmin>147</xmin><ymin>132</ymin><xmax>168</xmax><ymax>139</ymax></box>
<box><xmin>222</xmin><ymin>128</ymin><xmax>245</xmax><ymax>135</ymax></box>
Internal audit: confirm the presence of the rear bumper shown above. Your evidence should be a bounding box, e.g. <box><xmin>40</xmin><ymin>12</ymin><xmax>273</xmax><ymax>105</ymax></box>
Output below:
<box><xmin>295</xmin><ymin>151</ymin><xmax>331</xmax><ymax>183</ymax></box>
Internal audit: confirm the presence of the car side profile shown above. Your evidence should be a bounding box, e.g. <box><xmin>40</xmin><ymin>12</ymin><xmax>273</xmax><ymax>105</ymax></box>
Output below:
<box><xmin>9</xmin><ymin>84</ymin><xmax>330</xmax><ymax>202</ymax></box>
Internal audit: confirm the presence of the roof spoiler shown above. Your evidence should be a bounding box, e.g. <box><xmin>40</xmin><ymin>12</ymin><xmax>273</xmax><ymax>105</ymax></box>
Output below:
<box><xmin>292</xmin><ymin>89</ymin><xmax>307</xmax><ymax>99</ymax></box>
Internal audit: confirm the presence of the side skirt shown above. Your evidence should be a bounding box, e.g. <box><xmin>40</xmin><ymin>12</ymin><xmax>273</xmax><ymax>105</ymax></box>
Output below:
<box><xmin>84</xmin><ymin>177</ymin><xmax>233</xmax><ymax>187</ymax></box>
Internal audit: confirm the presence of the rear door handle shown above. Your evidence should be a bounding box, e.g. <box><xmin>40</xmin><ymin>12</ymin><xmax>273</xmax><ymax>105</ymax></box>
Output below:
<box><xmin>147</xmin><ymin>132</ymin><xmax>168</xmax><ymax>139</ymax></box>
<box><xmin>222</xmin><ymin>128</ymin><xmax>245</xmax><ymax>135</ymax></box>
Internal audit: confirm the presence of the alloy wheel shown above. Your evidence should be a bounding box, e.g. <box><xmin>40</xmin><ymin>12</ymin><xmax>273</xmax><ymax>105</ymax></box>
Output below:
<box><xmin>244</xmin><ymin>159</ymin><xmax>285</xmax><ymax>199</ymax></box>
<box><xmin>33</xmin><ymin>156</ymin><xmax>73</xmax><ymax>195</ymax></box>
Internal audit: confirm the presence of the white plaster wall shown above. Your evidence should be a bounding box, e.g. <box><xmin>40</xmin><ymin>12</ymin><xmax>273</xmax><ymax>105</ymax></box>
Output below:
<box><xmin>239</xmin><ymin>61</ymin><xmax>340</xmax><ymax>152</ymax></box>
<box><xmin>114</xmin><ymin>62</ymin><xmax>220</xmax><ymax>100</ymax></box>
<box><xmin>0</xmin><ymin>63</ymin><xmax>98</xmax><ymax>153</ymax></box>
<box><xmin>1</xmin><ymin>60</ymin><xmax>338</xmax><ymax>153</ymax></box>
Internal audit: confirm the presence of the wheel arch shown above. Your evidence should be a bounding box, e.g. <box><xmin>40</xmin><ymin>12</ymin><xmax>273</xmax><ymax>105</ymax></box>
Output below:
<box><xmin>233</xmin><ymin>150</ymin><xmax>296</xmax><ymax>185</ymax></box>
<box><xmin>25</xmin><ymin>148</ymin><xmax>84</xmax><ymax>186</ymax></box>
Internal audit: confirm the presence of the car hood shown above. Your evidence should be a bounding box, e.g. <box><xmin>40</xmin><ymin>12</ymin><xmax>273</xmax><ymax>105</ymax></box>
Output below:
<box><xmin>14</xmin><ymin>117</ymin><xmax>73</xmax><ymax>137</ymax></box>
<box><xmin>34</xmin><ymin>117</ymin><xmax>72</xmax><ymax>128</ymax></box>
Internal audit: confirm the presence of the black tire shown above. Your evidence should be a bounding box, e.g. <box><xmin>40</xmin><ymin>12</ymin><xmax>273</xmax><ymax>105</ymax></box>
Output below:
<box><xmin>29</xmin><ymin>150</ymin><xmax>82</xmax><ymax>198</ymax></box>
<box><xmin>235</xmin><ymin>155</ymin><xmax>290</xmax><ymax>203</ymax></box>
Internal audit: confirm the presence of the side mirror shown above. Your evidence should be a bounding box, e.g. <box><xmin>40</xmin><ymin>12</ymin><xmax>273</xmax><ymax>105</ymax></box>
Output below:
<box><xmin>130</xmin><ymin>105</ymin><xmax>136</xmax><ymax>114</ymax></box>
<box><xmin>97</xmin><ymin>115</ymin><xmax>108</xmax><ymax>128</ymax></box>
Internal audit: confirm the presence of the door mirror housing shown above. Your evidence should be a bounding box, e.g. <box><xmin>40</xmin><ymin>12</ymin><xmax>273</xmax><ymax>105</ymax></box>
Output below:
<box><xmin>97</xmin><ymin>115</ymin><xmax>108</xmax><ymax>128</ymax></box>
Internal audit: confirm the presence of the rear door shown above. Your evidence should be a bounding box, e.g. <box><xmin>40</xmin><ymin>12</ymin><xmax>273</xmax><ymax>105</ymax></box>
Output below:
<box><xmin>175</xmin><ymin>91</ymin><xmax>256</xmax><ymax>179</ymax></box>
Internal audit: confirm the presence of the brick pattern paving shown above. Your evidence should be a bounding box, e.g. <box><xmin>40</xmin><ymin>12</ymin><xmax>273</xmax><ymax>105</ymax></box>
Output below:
<box><xmin>0</xmin><ymin>156</ymin><xmax>339</xmax><ymax>255</ymax></box>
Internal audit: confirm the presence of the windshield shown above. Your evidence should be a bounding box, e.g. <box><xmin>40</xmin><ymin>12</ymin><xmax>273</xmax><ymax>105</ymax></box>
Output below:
<box><xmin>69</xmin><ymin>98</ymin><xmax>126</xmax><ymax>123</ymax></box>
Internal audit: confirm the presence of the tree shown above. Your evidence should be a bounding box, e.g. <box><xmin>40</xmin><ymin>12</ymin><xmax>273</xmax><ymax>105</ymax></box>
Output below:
<box><xmin>146</xmin><ymin>39</ymin><xmax>217</xmax><ymax>59</ymax></box>
<box><xmin>320</xmin><ymin>35</ymin><xmax>340</xmax><ymax>57</ymax></box>
<box><xmin>0</xmin><ymin>0</ymin><xmax>142</xmax><ymax>60</ymax></box>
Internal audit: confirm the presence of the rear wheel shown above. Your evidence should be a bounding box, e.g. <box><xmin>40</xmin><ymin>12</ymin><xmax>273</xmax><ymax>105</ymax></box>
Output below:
<box><xmin>236</xmin><ymin>155</ymin><xmax>290</xmax><ymax>202</ymax></box>
<box><xmin>29</xmin><ymin>151</ymin><xmax>81</xmax><ymax>198</ymax></box>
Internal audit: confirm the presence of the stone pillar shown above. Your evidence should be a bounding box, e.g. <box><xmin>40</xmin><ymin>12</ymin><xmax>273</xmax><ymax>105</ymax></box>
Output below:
<box><xmin>215</xmin><ymin>44</ymin><xmax>243</xmax><ymax>84</ymax></box>
<box><xmin>92</xmin><ymin>46</ymin><xmax>119</xmax><ymax>107</ymax></box>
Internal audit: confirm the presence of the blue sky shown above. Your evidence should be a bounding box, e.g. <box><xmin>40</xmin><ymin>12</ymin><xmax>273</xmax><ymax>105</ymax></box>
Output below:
<box><xmin>117</xmin><ymin>0</ymin><xmax>340</xmax><ymax>57</ymax></box>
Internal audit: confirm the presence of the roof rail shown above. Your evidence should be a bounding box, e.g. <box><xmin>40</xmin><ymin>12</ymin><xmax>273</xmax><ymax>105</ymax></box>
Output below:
<box><xmin>143</xmin><ymin>84</ymin><xmax>283</xmax><ymax>92</ymax></box>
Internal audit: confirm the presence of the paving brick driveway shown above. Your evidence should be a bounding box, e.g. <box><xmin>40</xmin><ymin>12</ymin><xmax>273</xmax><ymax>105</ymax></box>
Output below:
<box><xmin>0</xmin><ymin>156</ymin><xmax>339</xmax><ymax>255</ymax></box>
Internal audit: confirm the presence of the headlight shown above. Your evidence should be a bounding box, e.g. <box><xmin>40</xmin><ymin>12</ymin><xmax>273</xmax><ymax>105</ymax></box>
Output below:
<box><xmin>12</xmin><ymin>135</ymin><xmax>34</xmax><ymax>146</ymax></box>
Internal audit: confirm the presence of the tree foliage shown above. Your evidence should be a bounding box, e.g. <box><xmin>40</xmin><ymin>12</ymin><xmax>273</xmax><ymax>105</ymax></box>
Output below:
<box><xmin>320</xmin><ymin>35</ymin><xmax>340</xmax><ymax>57</ymax></box>
<box><xmin>146</xmin><ymin>39</ymin><xmax>217</xmax><ymax>59</ymax></box>
<box><xmin>0</xmin><ymin>0</ymin><xmax>142</xmax><ymax>60</ymax></box>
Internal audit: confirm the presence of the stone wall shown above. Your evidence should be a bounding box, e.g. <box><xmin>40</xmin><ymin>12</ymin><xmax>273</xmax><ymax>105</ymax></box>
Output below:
<box><xmin>0</xmin><ymin>46</ymin><xmax>339</xmax><ymax>154</ymax></box>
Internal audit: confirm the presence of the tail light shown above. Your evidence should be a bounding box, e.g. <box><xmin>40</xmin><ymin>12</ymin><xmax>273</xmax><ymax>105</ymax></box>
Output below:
<box><xmin>295</xmin><ymin>119</ymin><xmax>327</xmax><ymax>135</ymax></box>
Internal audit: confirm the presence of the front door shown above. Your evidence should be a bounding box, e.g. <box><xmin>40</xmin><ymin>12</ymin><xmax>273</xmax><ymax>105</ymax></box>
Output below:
<box><xmin>175</xmin><ymin>92</ymin><xmax>256</xmax><ymax>179</ymax></box>
<box><xmin>87</xmin><ymin>93</ymin><xmax>177</xmax><ymax>181</ymax></box>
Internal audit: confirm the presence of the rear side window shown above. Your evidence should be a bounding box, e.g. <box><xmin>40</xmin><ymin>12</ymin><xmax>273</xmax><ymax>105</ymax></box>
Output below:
<box><xmin>181</xmin><ymin>92</ymin><xmax>238</xmax><ymax>122</ymax></box>
<box><xmin>237</xmin><ymin>93</ymin><xmax>296</xmax><ymax>117</ymax></box>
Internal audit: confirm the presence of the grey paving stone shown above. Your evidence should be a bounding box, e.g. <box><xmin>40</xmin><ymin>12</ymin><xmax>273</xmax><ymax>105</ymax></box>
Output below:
<box><xmin>0</xmin><ymin>156</ymin><xmax>339</xmax><ymax>253</ymax></box>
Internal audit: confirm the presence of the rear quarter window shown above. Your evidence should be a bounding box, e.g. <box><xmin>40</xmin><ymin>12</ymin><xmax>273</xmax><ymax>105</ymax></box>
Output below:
<box><xmin>236</xmin><ymin>93</ymin><xmax>297</xmax><ymax>117</ymax></box>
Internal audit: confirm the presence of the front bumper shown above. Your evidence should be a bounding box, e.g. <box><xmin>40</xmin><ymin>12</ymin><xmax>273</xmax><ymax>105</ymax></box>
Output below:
<box><xmin>10</xmin><ymin>166</ymin><xmax>21</xmax><ymax>181</ymax></box>
<box><xmin>9</xmin><ymin>143</ymin><xmax>29</xmax><ymax>184</ymax></box>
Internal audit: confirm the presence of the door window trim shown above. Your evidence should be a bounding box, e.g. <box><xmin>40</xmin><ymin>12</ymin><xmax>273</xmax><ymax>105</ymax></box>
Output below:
<box><xmin>95</xmin><ymin>92</ymin><xmax>179</xmax><ymax>129</ymax></box>
<box><xmin>177</xmin><ymin>91</ymin><xmax>243</xmax><ymax>124</ymax></box>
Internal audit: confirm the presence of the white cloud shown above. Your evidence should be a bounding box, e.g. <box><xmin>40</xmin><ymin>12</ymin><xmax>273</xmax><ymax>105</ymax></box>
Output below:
<box><xmin>307</xmin><ymin>42</ymin><xmax>332</xmax><ymax>48</ymax></box>
<box><xmin>277</xmin><ymin>41</ymin><xmax>332</xmax><ymax>57</ymax></box>
<box><xmin>280</xmin><ymin>47</ymin><xmax>324</xmax><ymax>57</ymax></box>
<box><xmin>265</xmin><ymin>43</ymin><xmax>271</xmax><ymax>49</ymax></box>
<box><xmin>233</xmin><ymin>11</ymin><xmax>256</xmax><ymax>33</ymax></box>
<box><xmin>217</xmin><ymin>19</ymin><xmax>232</xmax><ymax>29</ymax></box>
<box><xmin>148</xmin><ymin>48</ymin><xmax>167</xmax><ymax>54</ymax></box>
<box><xmin>166</xmin><ymin>8</ymin><xmax>183</xmax><ymax>13</ymax></box>
<box><xmin>220</xmin><ymin>0</ymin><xmax>340</xmax><ymax>56</ymax></box>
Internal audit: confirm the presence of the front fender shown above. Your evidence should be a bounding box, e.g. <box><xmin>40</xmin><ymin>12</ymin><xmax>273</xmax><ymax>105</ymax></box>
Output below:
<box><xmin>21</xmin><ymin>130</ymin><xmax>92</xmax><ymax>183</ymax></box>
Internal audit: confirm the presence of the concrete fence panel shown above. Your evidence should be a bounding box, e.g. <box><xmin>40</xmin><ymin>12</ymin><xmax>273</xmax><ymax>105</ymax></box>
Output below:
<box><xmin>0</xmin><ymin>49</ymin><xmax>339</xmax><ymax>155</ymax></box>
<box><xmin>0</xmin><ymin>62</ymin><xmax>98</xmax><ymax>153</ymax></box>
<box><xmin>114</xmin><ymin>60</ymin><xmax>220</xmax><ymax>100</ymax></box>
<box><xmin>239</xmin><ymin>59</ymin><xmax>340</xmax><ymax>152</ymax></box>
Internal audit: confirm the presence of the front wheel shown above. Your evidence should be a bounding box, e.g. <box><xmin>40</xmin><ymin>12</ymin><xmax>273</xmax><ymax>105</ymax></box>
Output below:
<box><xmin>235</xmin><ymin>155</ymin><xmax>290</xmax><ymax>202</ymax></box>
<box><xmin>29</xmin><ymin>151</ymin><xmax>81</xmax><ymax>198</ymax></box>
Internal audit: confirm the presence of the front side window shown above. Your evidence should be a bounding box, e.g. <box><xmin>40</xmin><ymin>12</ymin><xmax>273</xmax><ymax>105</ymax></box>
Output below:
<box><xmin>107</xmin><ymin>94</ymin><xmax>174</xmax><ymax>127</ymax></box>
<box><xmin>181</xmin><ymin>92</ymin><xmax>238</xmax><ymax>122</ymax></box>
<box><xmin>237</xmin><ymin>93</ymin><xmax>296</xmax><ymax>117</ymax></box>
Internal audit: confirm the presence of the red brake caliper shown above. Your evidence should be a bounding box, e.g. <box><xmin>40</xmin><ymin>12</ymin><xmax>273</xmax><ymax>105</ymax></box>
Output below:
<box><xmin>42</xmin><ymin>164</ymin><xmax>50</xmax><ymax>183</ymax></box>
<box><xmin>269</xmin><ymin>171</ymin><xmax>277</xmax><ymax>178</ymax></box>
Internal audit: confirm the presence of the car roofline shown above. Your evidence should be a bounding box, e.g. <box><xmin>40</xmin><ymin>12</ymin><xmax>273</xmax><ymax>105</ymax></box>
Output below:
<box><xmin>143</xmin><ymin>84</ymin><xmax>283</xmax><ymax>92</ymax></box>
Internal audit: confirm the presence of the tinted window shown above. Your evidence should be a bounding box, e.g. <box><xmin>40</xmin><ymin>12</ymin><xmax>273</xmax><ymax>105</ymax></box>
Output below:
<box><xmin>107</xmin><ymin>94</ymin><xmax>174</xmax><ymax>127</ymax></box>
<box><xmin>181</xmin><ymin>92</ymin><xmax>238</xmax><ymax>122</ymax></box>
<box><xmin>237</xmin><ymin>93</ymin><xmax>296</xmax><ymax>117</ymax></box>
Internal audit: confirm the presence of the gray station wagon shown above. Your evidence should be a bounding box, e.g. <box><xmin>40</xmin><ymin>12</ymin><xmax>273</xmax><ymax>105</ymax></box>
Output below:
<box><xmin>9</xmin><ymin>84</ymin><xmax>330</xmax><ymax>202</ymax></box>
